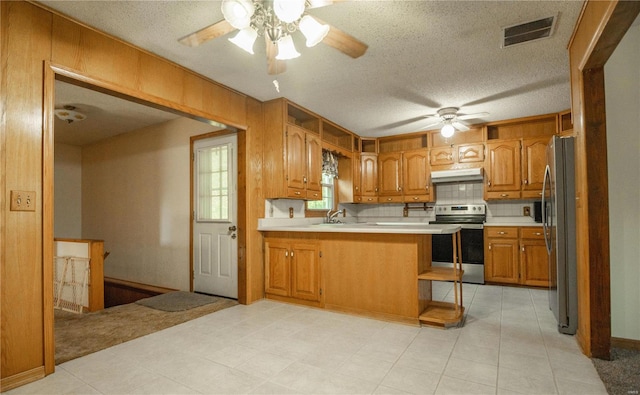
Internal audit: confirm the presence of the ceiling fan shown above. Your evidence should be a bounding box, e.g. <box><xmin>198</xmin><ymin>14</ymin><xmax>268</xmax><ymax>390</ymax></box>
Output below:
<box><xmin>178</xmin><ymin>0</ymin><xmax>368</xmax><ymax>75</ymax></box>
<box><xmin>422</xmin><ymin>107</ymin><xmax>489</xmax><ymax>137</ymax></box>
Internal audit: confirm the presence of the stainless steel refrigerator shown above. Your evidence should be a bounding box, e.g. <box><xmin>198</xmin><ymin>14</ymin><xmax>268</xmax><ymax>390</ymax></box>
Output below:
<box><xmin>542</xmin><ymin>136</ymin><xmax>578</xmax><ymax>335</ymax></box>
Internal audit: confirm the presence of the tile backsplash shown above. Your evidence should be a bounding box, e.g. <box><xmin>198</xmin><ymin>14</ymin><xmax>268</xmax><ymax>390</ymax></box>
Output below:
<box><xmin>264</xmin><ymin>181</ymin><xmax>540</xmax><ymax>221</ymax></box>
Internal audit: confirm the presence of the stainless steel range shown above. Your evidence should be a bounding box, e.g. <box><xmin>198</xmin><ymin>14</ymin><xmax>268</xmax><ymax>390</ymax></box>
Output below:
<box><xmin>429</xmin><ymin>204</ymin><xmax>486</xmax><ymax>284</ymax></box>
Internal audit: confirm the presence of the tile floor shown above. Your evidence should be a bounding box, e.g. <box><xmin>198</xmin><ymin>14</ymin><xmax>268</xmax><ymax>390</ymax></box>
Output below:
<box><xmin>9</xmin><ymin>284</ymin><xmax>607</xmax><ymax>395</ymax></box>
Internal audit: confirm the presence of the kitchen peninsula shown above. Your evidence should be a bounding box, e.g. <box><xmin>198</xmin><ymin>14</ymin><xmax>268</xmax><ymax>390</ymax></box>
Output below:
<box><xmin>258</xmin><ymin>222</ymin><xmax>463</xmax><ymax>327</ymax></box>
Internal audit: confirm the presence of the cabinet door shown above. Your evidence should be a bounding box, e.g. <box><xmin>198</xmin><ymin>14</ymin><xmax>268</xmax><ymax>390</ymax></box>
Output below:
<box><xmin>430</xmin><ymin>147</ymin><xmax>454</xmax><ymax>166</ymax></box>
<box><xmin>458</xmin><ymin>143</ymin><xmax>485</xmax><ymax>163</ymax></box>
<box><xmin>286</xmin><ymin>125</ymin><xmax>307</xmax><ymax>196</ymax></box>
<box><xmin>520</xmin><ymin>239</ymin><xmax>549</xmax><ymax>287</ymax></box>
<box><xmin>485</xmin><ymin>140</ymin><xmax>521</xmax><ymax>199</ymax></box>
<box><xmin>265</xmin><ymin>240</ymin><xmax>290</xmax><ymax>296</ymax></box>
<box><xmin>378</xmin><ymin>152</ymin><xmax>402</xmax><ymax>196</ymax></box>
<box><xmin>290</xmin><ymin>242</ymin><xmax>321</xmax><ymax>301</ymax></box>
<box><xmin>402</xmin><ymin>149</ymin><xmax>429</xmax><ymax>196</ymax></box>
<box><xmin>352</xmin><ymin>152</ymin><xmax>362</xmax><ymax>199</ymax></box>
<box><xmin>522</xmin><ymin>137</ymin><xmax>548</xmax><ymax>199</ymax></box>
<box><xmin>360</xmin><ymin>153</ymin><xmax>378</xmax><ymax>197</ymax></box>
<box><xmin>306</xmin><ymin>133</ymin><xmax>323</xmax><ymax>196</ymax></box>
<box><xmin>485</xmin><ymin>237</ymin><xmax>519</xmax><ymax>284</ymax></box>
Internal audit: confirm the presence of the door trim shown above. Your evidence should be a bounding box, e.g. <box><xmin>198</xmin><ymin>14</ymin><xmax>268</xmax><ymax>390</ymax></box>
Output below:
<box><xmin>190</xmin><ymin>130</ymin><xmax>244</xmax><ymax>295</ymax></box>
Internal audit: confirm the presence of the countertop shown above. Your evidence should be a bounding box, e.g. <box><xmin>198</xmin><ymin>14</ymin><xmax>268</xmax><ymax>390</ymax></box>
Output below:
<box><xmin>258</xmin><ymin>221</ymin><xmax>461</xmax><ymax>235</ymax></box>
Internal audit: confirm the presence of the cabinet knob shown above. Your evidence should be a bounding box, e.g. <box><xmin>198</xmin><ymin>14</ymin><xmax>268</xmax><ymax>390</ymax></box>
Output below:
<box><xmin>522</xmin><ymin>246</ymin><xmax>525</xmax><ymax>252</ymax></box>
<box><xmin>488</xmin><ymin>244</ymin><xmax>492</xmax><ymax>250</ymax></box>
<box><xmin>355</xmin><ymin>186</ymin><xmax>359</xmax><ymax>191</ymax></box>
<box><xmin>387</xmin><ymin>198</ymin><xmax>392</xmax><ymax>201</ymax></box>
<box><xmin>534</xmin><ymin>232</ymin><xmax>542</xmax><ymax>236</ymax></box>
<box><xmin>303</xmin><ymin>176</ymin><xmax>307</xmax><ymax>183</ymax></box>
<box><xmin>500</xmin><ymin>193</ymin><xmax>508</xmax><ymax>197</ymax></box>
<box><xmin>290</xmin><ymin>250</ymin><xmax>294</xmax><ymax>257</ymax></box>
<box><xmin>285</xmin><ymin>250</ymin><xmax>289</xmax><ymax>257</ymax></box>
<box><xmin>487</xmin><ymin>180</ymin><xmax>492</xmax><ymax>186</ymax></box>
<box><xmin>295</xmin><ymin>191</ymin><xmax>301</xmax><ymax>195</ymax></box>
<box><xmin>498</xmin><ymin>231</ymin><xmax>506</xmax><ymax>235</ymax></box>
<box><xmin>523</xmin><ymin>179</ymin><xmax>528</xmax><ymax>185</ymax></box>
<box><xmin>413</xmin><ymin>197</ymin><xmax>419</xmax><ymax>200</ymax></box>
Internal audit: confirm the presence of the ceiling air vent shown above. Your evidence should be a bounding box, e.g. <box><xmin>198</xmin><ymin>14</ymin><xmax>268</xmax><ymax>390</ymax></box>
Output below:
<box><xmin>502</xmin><ymin>15</ymin><xmax>557</xmax><ymax>48</ymax></box>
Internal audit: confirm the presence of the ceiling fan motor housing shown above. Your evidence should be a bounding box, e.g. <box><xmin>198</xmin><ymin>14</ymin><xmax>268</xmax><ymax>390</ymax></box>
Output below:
<box><xmin>437</xmin><ymin>107</ymin><xmax>460</xmax><ymax>121</ymax></box>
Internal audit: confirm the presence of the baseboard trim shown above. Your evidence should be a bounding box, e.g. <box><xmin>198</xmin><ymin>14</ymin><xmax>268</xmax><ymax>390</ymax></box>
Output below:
<box><xmin>611</xmin><ymin>336</ymin><xmax>640</xmax><ymax>351</ymax></box>
<box><xmin>0</xmin><ymin>366</ymin><xmax>45</xmax><ymax>392</ymax></box>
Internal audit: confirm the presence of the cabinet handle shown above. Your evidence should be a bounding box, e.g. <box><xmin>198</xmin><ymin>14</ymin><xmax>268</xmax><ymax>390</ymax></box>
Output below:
<box><xmin>523</xmin><ymin>179</ymin><xmax>528</xmax><ymax>185</ymax></box>
<box><xmin>295</xmin><ymin>191</ymin><xmax>301</xmax><ymax>195</ymax></box>
<box><xmin>355</xmin><ymin>186</ymin><xmax>359</xmax><ymax>191</ymax></box>
<box><xmin>375</xmin><ymin>187</ymin><xmax>378</xmax><ymax>192</ymax></box>
<box><xmin>487</xmin><ymin>180</ymin><xmax>492</xmax><ymax>186</ymax></box>
<box><xmin>534</xmin><ymin>232</ymin><xmax>542</xmax><ymax>236</ymax></box>
<box><xmin>413</xmin><ymin>197</ymin><xmax>419</xmax><ymax>200</ymax></box>
<box><xmin>285</xmin><ymin>250</ymin><xmax>289</xmax><ymax>257</ymax></box>
<box><xmin>522</xmin><ymin>246</ymin><xmax>525</xmax><ymax>252</ymax></box>
<box><xmin>398</xmin><ymin>187</ymin><xmax>402</xmax><ymax>192</ymax></box>
<box><xmin>425</xmin><ymin>184</ymin><xmax>429</xmax><ymax>190</ymax></box>
<box><xmin>488</xmin><ymin>244</ymin><xmax>492</xmax><ymax>250</ymax></box>
<box><xmin>538</xmin><ymin>192</ymin><xmax>543</xmax><ymax>196</ymax></box>
<box><xmin>303</xmin><ymin>176</ymin><xmax>307</xmax><ymax>184</ymax></box>
<box><xmin>387</xmin><ymin>198</ymin><xmax>393</xmax><ymax>201</ymax></box>
<box><xmin>498</xmin><ymin>231</ymin><xmax>506</xmax><ymax>235</ymax></box>
<box><xmin>367</xmin><ymin>198</ymin><xmax>374</xmax><ymax>201</ymax></box>
<box><xmin>500</xmin><ymin>193</ymin><xmax>508</xmax><ymax>197</ymax></box>
<box><xmin>290</xmin><ymin>250</ymin><xmax>294</xmax><ymax>257</ymax></box>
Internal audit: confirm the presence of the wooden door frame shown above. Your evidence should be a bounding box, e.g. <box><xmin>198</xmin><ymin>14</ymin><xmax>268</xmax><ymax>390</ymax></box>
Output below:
<box><xmin>42</xmin><ymin>62</ymin><xmax>247</xmax><ymax>373</ymax></box>
<box><xmin>568</xmin><ymin>0</ymin><xmax>640</xmax><ymax>359</ymax></box>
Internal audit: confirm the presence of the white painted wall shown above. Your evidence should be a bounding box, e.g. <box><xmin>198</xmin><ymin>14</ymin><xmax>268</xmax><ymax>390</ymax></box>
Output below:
<box><xmin>605</xmin><ymin>23</ymin><xmax>640</xmax><ymax>341</ymax></box>
<box><xmin>81</xmin><ymin>117</ymin><xmax>221</xmax><ymax>291</ymax></box>
<box><xmin>54</xmin><ymin>143</ymin><xmax>83</xmax><ymax>238</ymax></box>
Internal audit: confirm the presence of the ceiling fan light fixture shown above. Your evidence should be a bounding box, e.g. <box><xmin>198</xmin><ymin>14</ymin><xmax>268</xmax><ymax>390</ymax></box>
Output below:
<box><xmin>273</xmin><ymin>0</ymin><xmax>306</xmax><ymax>23</ymax></box>
<box><xmin>228</xmin><ymin>27</ymin><xmax>258</xmax><ymax>54</ymax></box>
<box><xmin>221</xmin><ymin>0</ymin><xmax>255</xmax><ymax>29</ymax></box>
<box><xmin>276</xmin><ymin>35</ymin><xmax>301</xmax><ymax>60</ymax></box>
<box><xmin>441</xmin><ymin>123</ymin><xmax>455</xmax><ymax>138</ymax></box>
<box><xmin>299</xmin><ymin>15</ymin><xmax>330</xmax><ymax>47</ymax></box>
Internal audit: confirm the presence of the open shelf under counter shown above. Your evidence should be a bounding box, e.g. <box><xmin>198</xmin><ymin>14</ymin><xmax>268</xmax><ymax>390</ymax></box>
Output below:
<box><xmin>418</xmin><ymin>267</ymin><xmax>464</xmax><ymax>282</ymax></box>
<box><xmin>419</xmin><ymin>301</ymin><xmax>466</xmax><ymax>326</ymax></box>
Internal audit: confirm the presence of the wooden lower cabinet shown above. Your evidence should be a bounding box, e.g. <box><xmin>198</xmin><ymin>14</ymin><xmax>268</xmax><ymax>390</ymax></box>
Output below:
<box><xmin>264</xmin><ymin>238</ymin><xmax>321</xmax><ymax>304</ymax></box>
<box><xmin>484</xmin><ymin>226</ymin><xmax>549</xmax><ymax>287</ymax></box>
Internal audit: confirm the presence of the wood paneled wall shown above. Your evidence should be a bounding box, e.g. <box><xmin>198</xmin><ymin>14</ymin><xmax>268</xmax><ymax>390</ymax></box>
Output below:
<box><xmin>568</xmin><ymin>0</ymin><xmax>640</xmax><ymax>359</ymax></box>
<box><xmin>1</xmin><ymin>1</ymin><xmax>266</xmax><ymax>390</ymax></box>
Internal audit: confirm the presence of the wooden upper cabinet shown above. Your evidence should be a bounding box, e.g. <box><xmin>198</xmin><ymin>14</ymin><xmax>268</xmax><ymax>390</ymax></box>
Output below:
<box><xmin>521</xmin><ymin>137</ymin><xmax>549</xmax><ymax>199</ymax></box>
<box><xmin>378</xmin><ymin>152</ymin><xmax>402</xmax><ymax>197</ymax></box>
<box><xmin>457</xmin><ymin>143</ymin><xmax>485</xmax><ymax>163</ymax></box>
<box><xmin>484</xmin><ymin>140</ymin><xmax>522</xmax><ymax>200</ymax></box>
<box><xmin>430</xmin><ymin>147</ymin><xmax>454</xmax><ymax>166</ymax></box>
<box><xmin>360</xmin><ymin>153</ymin><xmax>378</xmax><ymax>198</ymax></box>
<box><xmin>352</xmin><ymin>152</ymin><xmax>362</xmax><ymax>201</ymax></box>
<box><xmin>305</xmin><ymin>133</ymin><xmax>323</xmax><ymax>199</ymax></box>
<box><xmin>286</xmin><ymin>125</ymin><xmax>307</xmax><ymax>194</ymax></box>
<box><xmin>403</xmin><ymin>148</ymin><xmax>430</xmax><ymax>197</ymax></box>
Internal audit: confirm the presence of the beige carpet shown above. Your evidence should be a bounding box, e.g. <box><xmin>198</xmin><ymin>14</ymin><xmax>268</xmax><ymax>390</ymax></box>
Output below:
<box><xmin>55</xmin><ymin>294</ymin><xmax>238</xmax><ymax>365</ymax></box>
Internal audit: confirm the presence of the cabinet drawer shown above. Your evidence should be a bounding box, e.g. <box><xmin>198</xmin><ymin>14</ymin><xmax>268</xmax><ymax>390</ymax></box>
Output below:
<box><xmin>457</xmin><ymin>143</ymin><xmax>485</xmax><ymax>163</ymax></box>
<box><xmin>521</xmin><ymin>227</ymin><xmax>545</xmax><ymax>239</ymax></box>
<box><xmin>485</xmin><ymin>227</ymin><xmax>518</xmax><ymax>238</ymax></box>
<box><xmin>287</xmin><ymin>188</ymin><xmax>305</xmax><ymax>199</ymax></box>
<box><xmin>403</xmin><ymin>195</ymin><xmax>430</xmax><ymax>203</ymax></box>
<box><xmin>485</xmin><ymin>191</ymin><xmax>522</xmax><ymax>200</ymax></box>
<box><xmin>379</xmin><ymin>195</ymin><xmax>403</xmax><ymax>203</ymax></box>
<box><xmin>306</xmin><ymin>190</ymin><xmax>322</xmax><ymax>200</ymax></box>
<box><xmin>522</xmin><ymin>190</ymin><xmax>544</xmax><ymax>199</ymax></box>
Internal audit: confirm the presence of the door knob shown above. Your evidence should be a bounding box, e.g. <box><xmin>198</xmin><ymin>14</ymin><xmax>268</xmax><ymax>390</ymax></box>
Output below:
<box><xmin>228</xmin><ymin>225</ymin><xmax>237</xmax><ymax>232</ymax></box>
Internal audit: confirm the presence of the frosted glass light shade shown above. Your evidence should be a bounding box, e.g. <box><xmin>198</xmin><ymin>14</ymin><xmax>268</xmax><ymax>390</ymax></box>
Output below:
<box><xmin>276</xmin><ymin>35</ymin><xmax>301</xmax><ymax>59</ymax></box>
<box><xmin>441</xmin><ymin>123</ymin><xmax>455</xmax><ymax>138</ymax></box>
<box><xmin>229</xmin><ymin>27</ymin><xmax>258</xmax><ymax>54</ymax></box>
<box><xmin>273</xmin><ymin>0</ymin><xmax>305</xmax><ymax>23</ymax></box>
<box><xmin>221</xmin><ymin>0</ymin><xmax>255</xmax><ymax>29</ymax></box>
<box><xmin>299</xmin><ymin>15</ymin><xmax>330</xmax><ymax>47</ymax></box>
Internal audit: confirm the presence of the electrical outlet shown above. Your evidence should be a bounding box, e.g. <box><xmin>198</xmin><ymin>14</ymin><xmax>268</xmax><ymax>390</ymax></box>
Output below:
<box><xmin>523</xmin><ymin>206</ymin><xmax>531</xmax><ymax>216</ymax></box>
<box><xmin>10</xmin><ymin>190</ymin><xmax>36</xmax><ymax>211</ymax></box>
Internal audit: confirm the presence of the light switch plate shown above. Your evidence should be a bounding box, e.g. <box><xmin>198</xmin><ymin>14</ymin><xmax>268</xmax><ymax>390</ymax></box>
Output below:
<box><xmin>10</xmin><ymin>190</ymin><xmax>36</xmax><ymax>211</ymax></box>
<box><xmin>523</xmin><ymin>206</ymin><xmax>531</xmax><ymax>216</ymax></box>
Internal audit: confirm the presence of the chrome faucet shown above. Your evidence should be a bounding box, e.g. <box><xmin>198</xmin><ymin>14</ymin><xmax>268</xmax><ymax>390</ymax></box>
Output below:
<box><xmin>326</xmin><ymin>209</ymin><xmax>344</xmax><ymax>223</ymax></box>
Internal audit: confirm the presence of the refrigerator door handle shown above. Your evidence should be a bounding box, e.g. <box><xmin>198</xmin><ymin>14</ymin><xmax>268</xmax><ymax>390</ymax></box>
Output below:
<box><xmin>542</xmin><ymin>164</ymin><xmax>552</xmax><ymax>254</ymax></box>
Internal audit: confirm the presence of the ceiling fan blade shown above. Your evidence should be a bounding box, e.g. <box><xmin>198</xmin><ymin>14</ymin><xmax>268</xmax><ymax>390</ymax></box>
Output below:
<box><xmin>307</xmin><ymin>0</ymin><xmax>334</xmax><ymax>8</ymax></box>
<box><xmin>178</xmin><ymin>20</ymin><xmax>235</xmax><ymax>47</ymax></box>
<box><xmin>452</xmin><ymin>121</ymin><xmax>470</xmax><ymax>132</ymax></box>
<box><xmin>265</xmin><ymin>35</ymin><xmax>286</xmax><ymax>75</ymax></box>
<box><xmin>423</xmin><ymin>121</ymin><xmax>443</xmax><ymax>130</ymax></box>
<box><xmin>315</xmin><ymin>18</ymin><xmax>368</xmax><ymax>58</ymax></box>
<box><xmin>421</xmin><ymin>114</ymin><xmax>439</xmax><ymax>119</ymax></box>
<box><xmin>457</xmin><ymin>112</ymin><xmax>489</xmax><ymax>121</ymax></box>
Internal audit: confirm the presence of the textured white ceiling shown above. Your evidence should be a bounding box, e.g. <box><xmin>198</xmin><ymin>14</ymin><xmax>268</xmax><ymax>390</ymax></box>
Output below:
<box><xmin>42</xmin><ymin>0</ymin><xmax>583</xmax><ymax>140</ymax></box>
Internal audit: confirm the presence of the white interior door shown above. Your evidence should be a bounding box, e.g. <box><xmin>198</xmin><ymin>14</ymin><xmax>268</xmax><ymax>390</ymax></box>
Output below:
<box><xmin>193</xmin><ymin>134</ymin><xmax>238</xmax><ymax>298</ymax></box>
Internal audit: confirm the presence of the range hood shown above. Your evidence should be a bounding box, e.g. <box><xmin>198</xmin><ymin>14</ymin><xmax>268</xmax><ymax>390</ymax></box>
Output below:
<box><xmin>431</xmin><ymin>167</ymin><xmax>484</xmax><ymax>183</ymax></box>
